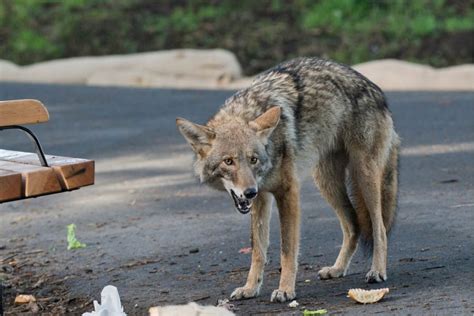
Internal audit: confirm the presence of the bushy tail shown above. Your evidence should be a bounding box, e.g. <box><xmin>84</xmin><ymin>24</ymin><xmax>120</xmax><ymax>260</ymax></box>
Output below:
<box><xmin>351</xmin><ymin>140</ymin><xmax>400</xmax><ymax>249</ymax></box>
<box><xmin>381</xmin><ymin>141</ymin><xmax>400</xmax><ymax>235</ymax></box>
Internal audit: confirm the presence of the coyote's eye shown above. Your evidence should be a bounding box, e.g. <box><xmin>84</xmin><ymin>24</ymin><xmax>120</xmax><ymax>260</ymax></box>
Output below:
<box><xmin>224</xmin><ymin>158</ymin><xmax>234</xmax><ymax>166</ymax></box>
<box><xmin>250</xmin><ymin>157</ymin><xmax>258</xmax><ymax>164</ymax></box>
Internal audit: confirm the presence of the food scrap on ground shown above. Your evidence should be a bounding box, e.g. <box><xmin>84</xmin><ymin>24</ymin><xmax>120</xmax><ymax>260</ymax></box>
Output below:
<box><xmin>303</xmin><ymin>309</ymin><xmax>328</xmax><ymax>315</ymax></box>
<box><xmin>67</xmin><ymin>224</ymin><xmax>87</xmax><ymax>250</ymax></box>
<box><xmin>347</xmin><ymin>288</ymin><xmax>390</xmax><ymax>304</ymax></box>
<box><xmin>149</xmin><ymin>302</ymin><xmax>235</xmax><ymax>316</ymax></box>
<box><xmin>14</xmin><ymin>294</ymin><xmax>36</xmax><ymax>304</ymax></box>
<box><xmin>217</xmin><ymin>298</ymin><xmax>237</xmax><ymax>312</ymax></box>
<box><xmin>238</xmin><ymin>247</ymin><xmax>252</xmax><ymax>254</ymax></box>
<box><xmin>288</xmin><ymin>300</ymin><xmax>299</xmax><ymax>308</ymax></box>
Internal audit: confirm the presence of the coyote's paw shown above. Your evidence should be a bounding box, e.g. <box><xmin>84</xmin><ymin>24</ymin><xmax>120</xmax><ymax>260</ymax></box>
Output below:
<box><xmin>365</xmin><ymin>270</ymin><xmax>387</xmax><ymax>283</ymax></box>
<box><xmin>318</xmin><ymin>266</ymin><xmax>345</xmax><ymax>279</ymax></box>
<box><xmin>230</xmin><ymin>286</ymin><xmax>259</xmax><ymax>300</ymax></box>
<box><xmin>270</xmin><ymin>289</ymin><xmax>296</xmax><ymax>303</ymax></box>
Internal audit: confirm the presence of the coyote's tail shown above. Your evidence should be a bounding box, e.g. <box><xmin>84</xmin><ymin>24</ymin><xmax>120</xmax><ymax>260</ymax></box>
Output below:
<box><xmin>381</xmin><ymin>139</ymin><xmax>400</xmax><ymax>235</ymax></box>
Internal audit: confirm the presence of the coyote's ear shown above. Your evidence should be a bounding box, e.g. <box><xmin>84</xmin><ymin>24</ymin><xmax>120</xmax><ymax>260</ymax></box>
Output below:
<box><xmin>176</xmin><ymin>118</ymin><xmax>216</xmax><ymax>157</ymax></box>
<box><xmin>249</xmin><ymin>106</ymin><xmax>281</xmax><ymax>141</ymax></box>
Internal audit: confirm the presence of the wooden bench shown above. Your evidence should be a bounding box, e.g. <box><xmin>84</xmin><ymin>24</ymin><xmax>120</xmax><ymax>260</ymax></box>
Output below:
<box><xmin>0</xmin><ymin>99</ymin><xmax>94</xmax><ymax>203</ymax></box>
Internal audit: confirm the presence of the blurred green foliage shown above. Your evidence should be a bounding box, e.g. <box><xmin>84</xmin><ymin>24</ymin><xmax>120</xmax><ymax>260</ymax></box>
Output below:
<box><xmin>0</xmin><ymin>0</ymin><xmax>473</xmax><ymax>75</ymax></box>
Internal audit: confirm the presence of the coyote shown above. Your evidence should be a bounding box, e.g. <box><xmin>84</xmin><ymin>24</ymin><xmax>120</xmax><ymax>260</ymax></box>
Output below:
<box><xmin>176</xmin><ymin>57</ymin><xmax>400</xmax><ymax>303</ymax></box>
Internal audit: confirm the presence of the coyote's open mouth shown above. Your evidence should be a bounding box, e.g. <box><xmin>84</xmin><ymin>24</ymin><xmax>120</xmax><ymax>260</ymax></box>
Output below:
<box><xmin>230</xmin><ymin>189</ymin><xmax>252</xmax><ymax>214</ymax></box>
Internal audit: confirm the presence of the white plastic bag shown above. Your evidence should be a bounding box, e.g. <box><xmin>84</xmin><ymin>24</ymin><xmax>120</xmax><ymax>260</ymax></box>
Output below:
<box><xmin>83</xmin><ymin>285</ymin><xmax>126</xmax><ymax>316</ymax></box>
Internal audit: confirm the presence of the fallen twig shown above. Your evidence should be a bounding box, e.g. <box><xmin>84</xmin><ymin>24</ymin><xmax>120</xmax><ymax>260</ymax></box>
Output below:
<box><xmin>422</xmin><ymin>265</ymin><xmax>445</xmax><ymax>271</ymax></box>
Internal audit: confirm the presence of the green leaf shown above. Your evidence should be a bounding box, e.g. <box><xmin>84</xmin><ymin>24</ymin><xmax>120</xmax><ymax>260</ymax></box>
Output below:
<box><xmin>67</xmin><ymin>224</ymin><xmax>86</xmax><ymax>250</ymax></box>
<box><xmin>303</xmin><ymin>309</ymin><xmax>328</xmax><ymax>315</ymax></box>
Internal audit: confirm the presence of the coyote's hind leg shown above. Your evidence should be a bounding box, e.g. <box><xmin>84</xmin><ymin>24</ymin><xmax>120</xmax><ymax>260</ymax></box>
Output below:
<box><xmin>314</xmin><ymin>151</ymin><xmax>359</xmax><ymax>279</ymax></box>
<box><xmin>352</xmin><ymin>157</ymin><xmax>387</xmax><ymax>283</ymax></box>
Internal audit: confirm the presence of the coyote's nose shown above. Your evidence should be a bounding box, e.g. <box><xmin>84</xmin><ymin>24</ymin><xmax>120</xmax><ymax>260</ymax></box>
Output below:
<box><xmin>243</xmin><ymin>188</ymin><xmax>258</xmax><ymax>199</ymax></box>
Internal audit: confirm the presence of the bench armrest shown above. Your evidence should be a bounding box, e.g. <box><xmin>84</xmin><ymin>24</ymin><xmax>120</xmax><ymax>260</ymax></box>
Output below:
<box><xmin>0</xmin><ymin>99</ymin><xmax>49</xmax><ymax>127</ymax></box>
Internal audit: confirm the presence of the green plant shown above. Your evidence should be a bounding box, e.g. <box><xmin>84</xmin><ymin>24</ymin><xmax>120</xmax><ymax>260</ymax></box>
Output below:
<box><xmin>0</xmin><ymin>0</ymin><xmax>472</xmax><ymax>73</ymax></box>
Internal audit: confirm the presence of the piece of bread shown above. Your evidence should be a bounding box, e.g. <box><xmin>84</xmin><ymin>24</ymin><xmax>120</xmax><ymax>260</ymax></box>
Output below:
<box><xmin>347</xmin><ymin>288</ymin><xmax>389</xmax><ymax>304</ymax></box>
<box><xmin>149</xmin><ymin>302</ymin><xmax>235</xmax><ymax>316</ymax></box>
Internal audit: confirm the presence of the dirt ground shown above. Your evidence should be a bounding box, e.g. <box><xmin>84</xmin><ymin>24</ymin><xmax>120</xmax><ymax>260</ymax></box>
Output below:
<box><xmin>1</xmin><ymin>84</ymin><xmax>473</xmax><ymax>315</ymax></box>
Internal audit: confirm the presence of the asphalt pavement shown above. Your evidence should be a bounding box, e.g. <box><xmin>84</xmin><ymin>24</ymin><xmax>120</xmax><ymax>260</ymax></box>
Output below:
<box><xmin>0</xmin><ymin>83</ymin><xmax>473</xmax><ymax>315</ymax></box>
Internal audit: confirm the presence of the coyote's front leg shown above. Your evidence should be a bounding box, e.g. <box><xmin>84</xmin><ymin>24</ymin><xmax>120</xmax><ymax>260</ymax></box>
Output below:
<box><xmin>230</xmin><ymin>192</ymin><xmax>272</xmax><ymax>300</ymax></box>
<box><xmin>271</xmin><ymin>169</ymin><xmax>301</xmax><ymax>303</ymax></box>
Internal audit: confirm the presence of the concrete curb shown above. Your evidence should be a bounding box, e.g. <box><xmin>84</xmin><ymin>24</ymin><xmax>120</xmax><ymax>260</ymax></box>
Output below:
<box><xmin>1</xmin><ymin>51</ymin><xmax>473</xmax><ymax>90</ymax></box>
<box><xmin>353</xmin><ymin>59</ymin><xmax>474</xmax><ymax>91</ymax></box>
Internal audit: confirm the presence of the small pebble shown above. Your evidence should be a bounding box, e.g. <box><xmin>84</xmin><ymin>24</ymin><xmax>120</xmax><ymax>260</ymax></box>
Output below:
<box><xmin>189</xmin><ymin>248</ymin><xmax>199</xmax><ymax>254</ymax></box>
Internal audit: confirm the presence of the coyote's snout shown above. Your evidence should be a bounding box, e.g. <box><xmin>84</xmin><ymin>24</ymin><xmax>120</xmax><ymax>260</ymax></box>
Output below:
<box><xmin>176</xmin><ymin>57</ymin><xmax>400</xmax><ymax>303</ymax></box>
<box><xmin>225</xmin><ymin>182</ymin><xmax>257</xmax><ymax>214</ymax></box>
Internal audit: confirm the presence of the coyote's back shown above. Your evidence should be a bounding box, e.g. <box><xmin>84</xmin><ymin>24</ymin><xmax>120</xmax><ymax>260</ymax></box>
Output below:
<box><xmin>214</xmin><ymin>57</ymin><xmax>400</xmax><ymax>239</ymax></box>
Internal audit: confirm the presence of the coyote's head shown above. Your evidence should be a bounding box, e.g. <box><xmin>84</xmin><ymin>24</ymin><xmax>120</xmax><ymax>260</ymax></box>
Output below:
<box><xmin>176</xmin><ymin>107</ymin><xmax>281</xmax><ymax>214</ymax></box>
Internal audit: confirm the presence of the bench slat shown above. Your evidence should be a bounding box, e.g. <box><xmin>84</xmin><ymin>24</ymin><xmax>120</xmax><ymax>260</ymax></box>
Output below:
<box><xmin>0</xmin><ymin>149</ymin><xmax>94</xmax><ymax>192</ymax></box>
<box><xmin>0</xmin><ymin>160</ymin><xmax>62</xmax><ymax>198</ymax></box>
<box><xmin>0</xmin><ymin>170</ymin><xmax>22</xmax><ymax>202</ymax></box>
<box><xmin>0</xmin><ymin>99</ymin><xmax>49</xmax><ymax>127</ymax></box>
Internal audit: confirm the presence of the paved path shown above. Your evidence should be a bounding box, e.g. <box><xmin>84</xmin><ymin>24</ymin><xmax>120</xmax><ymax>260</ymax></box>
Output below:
<box><xmin>1</xmin><ymin>83</ymin><xmax>473</xmax><ymax>315</ymax></box>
